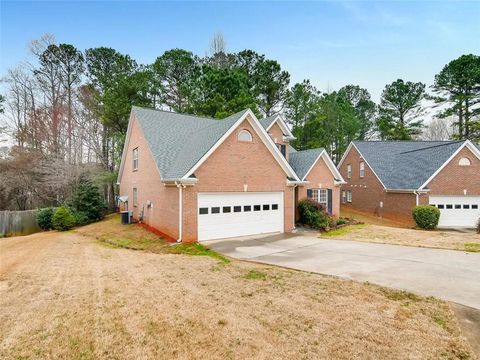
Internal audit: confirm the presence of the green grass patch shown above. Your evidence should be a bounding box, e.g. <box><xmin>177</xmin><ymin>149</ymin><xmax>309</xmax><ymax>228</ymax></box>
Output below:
<box><xmin>97</xmin><ymin>234</ymin><xmax>167</xmax><ymax>252</ymax></box>
<box><xmin>244</xmin><ymin>270</ymin><xmax>267</xmax><ymax>280</ymax></box>
<box><xmin>165</xmin><ymin>243</ymin><xmax>230</xmax><ymax>264</ymax></box>
<box><xmin>464</xmin><ymin>243</ymin><xmax>480</xmax><ymax>252</ymax></box>
<box><xmin>432</xmin><ymin>313</ymin><xmax>448</xmax><ymax>330</ymax></box>
<box><xmin>321</xmin><ymin>224</ymin><xmax>367</xmax><ymax>237</ymax></box>
<box><xmin>379</xmin><ymin>288</ymin><xmax>421</xmax><ymax>303</ymax></box>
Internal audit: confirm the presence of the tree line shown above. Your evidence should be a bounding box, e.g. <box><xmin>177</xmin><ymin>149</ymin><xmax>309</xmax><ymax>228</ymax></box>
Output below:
<box><xmin>0</xmin><ymin>33</ymin><xmax>479</xmax><ymax>210</ymax></box>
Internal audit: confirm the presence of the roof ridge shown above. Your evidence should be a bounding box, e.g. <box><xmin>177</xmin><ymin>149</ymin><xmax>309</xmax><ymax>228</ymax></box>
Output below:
<box><xmin>291</xmin><ymin>148</ymin><xmax>324</xmax><ymax>154</ymax></box>
<box><xmin>133</xmin><ymin>106</ymin><xmax>218</xmax><ymax>122</ymax></box>
<box><xmin>398</xmin><ymin>140</ymin><xmax>465</xmax><ymax>154</ymax></box>
<box><xmin>188</xmin><ymin>110</ymin><xmax>245</xmax><ymax>135</ymax></box>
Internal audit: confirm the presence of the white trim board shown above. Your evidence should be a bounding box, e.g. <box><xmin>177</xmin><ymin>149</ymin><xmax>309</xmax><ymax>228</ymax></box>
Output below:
<box><xmin>303</xmin><ymin>150</ymin><xmax>346</xmax><ymax>183</ymax></box>
<box><xmin>266</xmin><ymin>114</ymin><xmax>295</xmax><ymax>138</ymax></box>
<box><xmin>117</xmin><ymin>111</ymin><xmax>136</xmax><ymax>185</ymax></box>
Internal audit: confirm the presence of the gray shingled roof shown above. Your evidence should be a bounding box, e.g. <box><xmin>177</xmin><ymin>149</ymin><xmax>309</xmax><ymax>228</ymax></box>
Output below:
<box><xmin>289</xmin><ymin>148</ymin><xmax>324</xmax><ymax>180</ymax></box>
<box><xmin>352</xmin><ymin>141</ymin><xmax>466</xmax><ymax>190</ymax></box>
<box><xmin>259</xmin><ymin>115</ymin><xmax>277</xmax><ymax>130</ymax></box>
<box><xmin>132</xmin><ymin>107</ymin><xmax>248</xmax><ymax>179</ymax></box>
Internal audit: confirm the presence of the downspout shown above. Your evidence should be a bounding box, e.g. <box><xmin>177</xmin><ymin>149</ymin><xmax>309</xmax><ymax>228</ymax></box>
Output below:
<box><xmin>176</xmin><ymin>181</ymin><xmax>183</xmax><ymax>243</ymax></box>
<box><xmin>414</xmin><ymin>190</ymin><xmax>420</xmax><ymax>206</ymax></box>
<box><xmin>292</xmin><ymin>184</ymin><xmax>298</xmax><ymax>230</ymax></box>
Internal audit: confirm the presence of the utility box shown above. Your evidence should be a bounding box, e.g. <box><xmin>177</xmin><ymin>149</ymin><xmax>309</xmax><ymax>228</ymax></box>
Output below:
<box><xmin>121</xmin><ymin>211</ymin><xmax>131</xmax><ymax>225</ymax></box>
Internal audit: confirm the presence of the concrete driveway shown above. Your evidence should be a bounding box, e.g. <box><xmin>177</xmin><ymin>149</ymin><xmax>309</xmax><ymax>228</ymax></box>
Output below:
<box><xmin>206</xmin><ymin>233</ymin><xmax>480</xmax><ymax>309</ymax></box>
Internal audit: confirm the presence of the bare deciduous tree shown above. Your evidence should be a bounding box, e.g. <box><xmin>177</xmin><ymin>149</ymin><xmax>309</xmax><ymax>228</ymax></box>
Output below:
<box><xmin>422</xmin><ymin>118</ymin><xmax>453</xmax><ymax>141</ymax></box>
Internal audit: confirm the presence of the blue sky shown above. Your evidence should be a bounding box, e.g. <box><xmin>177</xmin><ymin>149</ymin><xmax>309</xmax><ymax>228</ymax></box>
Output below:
<box><xmin>1</xmin><ymin>1</ymin><xmax>479</xmax><ymax>101</ymax></box>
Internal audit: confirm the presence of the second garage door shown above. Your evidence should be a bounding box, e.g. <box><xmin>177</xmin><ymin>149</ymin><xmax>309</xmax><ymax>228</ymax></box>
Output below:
<box><xmin>429</xmin><ymin>195</ymin><xmax>480</xmax><ymax>228</ymax></box>
<box><xmin>198</xmin><ymin>192</ymin><xmax>284</xmax><ymax>241</ymax></box>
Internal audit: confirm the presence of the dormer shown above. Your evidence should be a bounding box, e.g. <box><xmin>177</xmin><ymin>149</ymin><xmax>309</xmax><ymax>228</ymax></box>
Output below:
<box><xmin>261</xmin><ymin>114</ymin><xmax>295</xmax><ymax>161</ymax></box>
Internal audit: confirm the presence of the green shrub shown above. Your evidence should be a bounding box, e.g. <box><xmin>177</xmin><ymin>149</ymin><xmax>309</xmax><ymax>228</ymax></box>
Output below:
<box><xmin>69</xmin><ymin>176</ymin><xmax>106</xmax><ymax>222</ymax></box>
<box><xmin>336</xmin><ymin>218</ymin><xmax>348</xmax><ymax>226</ymax></box>
<box><xmin>412</xmin><ymin>205</ymin><xmax>440</xmax><ymax>230</ymax></box>
<box><xmin>298</xmin><ymin>198</ymin><xmax>331</xmax><ymax>230</ymax></box>
<box><xmin>72</xmin><ymin>211</ymin><xmax>89</xmax><ymax>226</ymax></box>
<box><xmin>37</xmin><ymin>207</ymin><xmax>56</xmax><ymax>230</ymax></box>
<box><xmin>52</xmin><ymin>206</ymin><xmax>76</xmax><ymax>231</ymax></box>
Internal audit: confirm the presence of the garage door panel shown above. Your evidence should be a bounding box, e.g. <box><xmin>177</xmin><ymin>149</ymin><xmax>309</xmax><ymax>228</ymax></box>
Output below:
<box><xmin>198</xmin><ymin>192</ymin><xmax>284</xmax><ymax>241</ymax></box>
<box><xmin>429</xmin><ymin>196</ymin><xmax>480</xmax><ymax>228</ymax></box>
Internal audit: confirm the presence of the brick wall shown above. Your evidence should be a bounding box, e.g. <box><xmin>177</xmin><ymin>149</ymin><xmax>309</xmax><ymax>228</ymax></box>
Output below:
<box><xmin>425</xmin><ymin>146</ymin><xmax>480</xmax><ymax>196</ymax></box>
<box><xmin>339</xmin><ymin>146</ymin><xmax>386</xmax><ymax>214</ymax></box>
<box><xmin>267</xmin><ymin>122</ymin><xmax>289</xmax><ymax>161</ymax></box>
<box><xmin>119</xmin><ymin>117</ymin><xmax>179</xmax><ymax>239</ymax></box>
<box><xmin>181</xmin><ymin>116</ymin><xmax>294</xmax><ymax>242</ymax></box>
<box><xmin>297</xmin><ymin>155</ymin><xmax>341</xmax><ymax>217</ymax></box>
<box><xmin>339</xmin><ymin>145</ymin><xmax>418</xmax><ymax>224</ymax></box>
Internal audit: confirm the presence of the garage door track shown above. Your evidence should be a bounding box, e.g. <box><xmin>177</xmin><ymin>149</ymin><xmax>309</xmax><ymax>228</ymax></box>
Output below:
<box><xmin>206</xmin><ymin>233</ymin><xmax>480</xmax><ymax>309</ymax></box>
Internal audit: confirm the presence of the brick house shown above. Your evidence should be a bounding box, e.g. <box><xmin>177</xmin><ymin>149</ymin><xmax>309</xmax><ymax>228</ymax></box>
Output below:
<box><xmin>118</xmin><ymin>106</ymin><xmax>345</xmax><ymax>242</ymax></box>
<box><xmin>338</xmin><ymin>141</ymin><xmax>480</xmax><ymax>228</ymax></box>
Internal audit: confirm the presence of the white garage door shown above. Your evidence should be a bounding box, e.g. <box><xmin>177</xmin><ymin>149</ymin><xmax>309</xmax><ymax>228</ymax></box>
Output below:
<box><xmin>198</xmin><ymin>192</ymin><xmax>284</xmax><ymax>241</ymax></box>
<box><xmin>429</xmin><ymin>196</ymin><xmax>480</xmax><ymax>228</ymax></box>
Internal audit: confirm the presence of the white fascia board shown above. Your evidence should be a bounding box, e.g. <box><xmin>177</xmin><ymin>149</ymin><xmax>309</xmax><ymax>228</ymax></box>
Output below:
<box><xmin>162</xmin><ymin>178</ymin><xmax>198</xmax><ymax>185</ymax></box>
<box><xmin>337</xmin><ymin>142</ymin><xmax>353</xmax><ymax>168</ymax></box>
<box><xmin>287</xmin><ymin>180</ymin><xmax>309</xmax><ymax>186</ymax></box>
<box><xmin>466</xmin><ymin>140</ymin><xmax>480</xmax><ymax>159</ymax></box>
<box><xmin>117</xmin><ymin>110</ymin><xmax>135</xmax><ymax>184</ymax></box>
<box><xmin>266</xmin><ymin>114</ymin><xmax>295</xmax><ymax>138</ymax></box>
<box><xmin>385</xmin><ymin>189</ymin><xmax>430</xmax><ymax>193</ymax></box>
<box><xmin>419</xmin><ymin>140</ymin><xmax>478</xmax><ymax>190</ymax></box>
<box><xmin>302</xmin><ymin>150</ymin><xmax>346</xmax><ymax>183</ymax></box>
<box><xmin>183</xmin><ymin>109</ymin><xmax>300</xmax><ymax>181</ymax></box>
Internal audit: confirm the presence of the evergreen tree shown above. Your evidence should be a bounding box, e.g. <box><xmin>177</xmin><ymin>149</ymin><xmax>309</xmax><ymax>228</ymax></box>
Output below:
<box><xmin>377</xmin><ymin>79</ymin><xmax>426</xmax><ymax>140</ymax></box>
<box><xmin>433</xmin><ymin>54</ymin><xmax>480</xmax><ymax>140</ymax></box>
<box><xmin>285</xmin><ymin>80</ymin><xmax>321</xmax><ymax>150</ymax></box>
<box><xmin>69</xmin><ymin>176</ymin><xmax>105</xmax><ymax>221</ymax></box>
<box><xmin>338</xmin><ymin>85</ymin><xmax>376</xmax><ymax>140</ymax></box>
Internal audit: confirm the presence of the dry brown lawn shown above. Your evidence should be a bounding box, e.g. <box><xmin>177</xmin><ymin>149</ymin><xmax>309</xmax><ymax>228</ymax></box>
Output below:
<box><xmin>340</xmin><ymin>207</ymin><xmax>412</xmax><ymax>228</ymax></box>
<box><xmin>0</xmin><ymin>217</ymin><xmax>475</xmax><ymax>359</ymax></box>
<box><xmin>323</xmin><ymin>224</ymin><xmax>480</xmax><ymax>252</ymax></box>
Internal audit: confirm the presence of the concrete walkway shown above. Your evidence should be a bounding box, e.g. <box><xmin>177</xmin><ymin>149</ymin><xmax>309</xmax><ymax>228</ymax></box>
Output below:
<box><xmin>206</xmin><ymin>233</ymin><xmax>480</xmax><ymax>309</ymax></box>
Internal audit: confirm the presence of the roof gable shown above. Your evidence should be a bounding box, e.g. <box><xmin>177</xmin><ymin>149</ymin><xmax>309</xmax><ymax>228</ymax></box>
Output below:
<box><xmin>259</xmin><ymin>114</ymin><xmax>295</xmax><ymax>139</ymax></box>
<box><xmin>346</xmin><ymin>141</ymin><xmax>468</xmax><ymax>190</ymax></box>
<box><xmin>119</xmin><ymin>107</ymin><xmax>300</xmax><ymax>183</ymax></box>
<box><xmin>289</xmin><ymin>148</ymin><xmax>345</xmax><ymax>182</ymax></box>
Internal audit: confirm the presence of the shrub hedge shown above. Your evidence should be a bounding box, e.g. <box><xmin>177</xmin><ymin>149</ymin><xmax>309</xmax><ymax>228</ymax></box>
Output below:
<box><xmin>37</xmin><ymin>207</ymin><xmax>56</xmax><ymax>230</ymax></box>
<box><xmin>412</xmin><ymin>205</ymin><xmax>440</xmax><ymax>230</ymax></box>
<box><xmin>52</xmin><ymin>206</ymin><xmax>76</xmax><ymax>231</ymax></box>
<box><xmin>298</xmin><ymin>198</ymin><xmax>331</xmax><ymax>230</ymax></box>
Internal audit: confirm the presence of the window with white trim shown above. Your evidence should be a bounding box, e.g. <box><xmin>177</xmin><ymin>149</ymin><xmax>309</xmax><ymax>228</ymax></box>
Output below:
<box><xmin>310</xmin><ymin>188</ymin><xmax>328</xmax><ymax>207</ymax></box>
<box><xmin>238</xmin><ymin>129</ymin><xmax>253</xmax><ymax>142</ymax></box>
<box><xmin>459</xmin><ymin>157</ymin><xmax>471</xmax><ymax>166</ymax></box>
<box><xmin>347</xmin><ymin>164</ymin><xmax>352</xmax><ymax>179</ymax></box>
<box><xmin>133</xmin><ymin>147</ymin><xmax>139</xmax><ymax>170</ymax></box>
<box><xmin>342</xmin><ymin>190</ymin><xmax>346</xmax><ymax>204</ymax></box>
<box><xmin>359</xmin><ymin>162</ymin><xmax>365</xmax><ymax>178</ymax></box>
<box><xmin>133</xmin><ymin>188</ymin><xmax>138</xmax><ymax>207</ymax></box>
<box><xmin>347</xmin><ymin>190</ymin><xmax>352</xmax><ymax>203</ymax></box>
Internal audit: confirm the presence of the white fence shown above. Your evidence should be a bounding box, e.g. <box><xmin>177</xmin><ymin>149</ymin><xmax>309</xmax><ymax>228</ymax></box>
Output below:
<box><xmin>0</xmin><ymin>210</ymin><xmax>41</xmax><ymax>237</ymax></box>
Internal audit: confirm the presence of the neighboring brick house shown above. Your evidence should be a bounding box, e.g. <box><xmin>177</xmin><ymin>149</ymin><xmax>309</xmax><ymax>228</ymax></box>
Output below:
<box><xmin>338</xmin><ymin>141</ymin><xmax>480</xmax><ymax>228</ymax></box>
<box><xmin>118</xmin><ymin>106</ymin><xmax>345</xmax><ymax>242</ymax></box>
